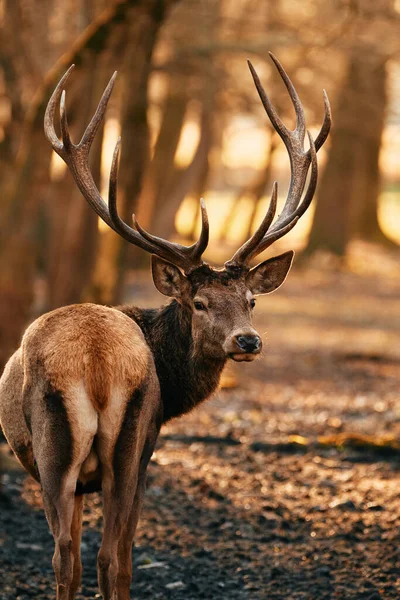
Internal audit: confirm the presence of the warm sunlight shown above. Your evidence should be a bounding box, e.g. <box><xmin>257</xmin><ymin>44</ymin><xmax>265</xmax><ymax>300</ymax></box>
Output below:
<box><xmin>98</xmin><ymin>111</ymin><xmax>400</xmax><ymax>246</ymax></box>
<box><xmin>99</xmin><ymin>117</ymin><xmax>120</xmax><ymax>232</ymax></box>
<box><xmin>174</xmin><ymin>119</ymin><xmax>201</xmax><ymax>168</ymax></box>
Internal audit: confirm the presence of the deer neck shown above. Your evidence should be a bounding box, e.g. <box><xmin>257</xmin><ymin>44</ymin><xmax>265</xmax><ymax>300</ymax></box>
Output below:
<box><xmin>119</xmin><ymin>301</ymin><xmax>226</xmax><ymax>422</ymax></box>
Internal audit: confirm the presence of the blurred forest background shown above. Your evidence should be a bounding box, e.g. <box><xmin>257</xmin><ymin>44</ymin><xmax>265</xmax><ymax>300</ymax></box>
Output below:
<box><xmin>1</xmin><ymin>0</ymin><xmax>400</xmax><ymax>368</ymax></box>
<box><xmin>2</xmin><ymin>2</ymin><xmax>400</xmax><ymax>597</ymax></box>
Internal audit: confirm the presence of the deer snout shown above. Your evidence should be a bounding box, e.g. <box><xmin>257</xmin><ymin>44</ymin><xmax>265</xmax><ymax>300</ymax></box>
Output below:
<box><xmin>236</xmin><ymin>334</ymin><xmax>262</xmax><ymax>353</ymax></box>
<box><xmin>224</xmin><ymin>330</ymin><xmax>262</xmax><ymax>361</ymax></box>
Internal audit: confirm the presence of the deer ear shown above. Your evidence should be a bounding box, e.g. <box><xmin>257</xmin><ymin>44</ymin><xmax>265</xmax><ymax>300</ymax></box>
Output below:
<box><xmin>151</xmin><ymin>255</ymin><xmax>189</xmax><ymax>299</ymax></box>
<box><xmin>246</xmin><ymin>250</ymin><xmax>294</xmax><ymax>295</ymax></box>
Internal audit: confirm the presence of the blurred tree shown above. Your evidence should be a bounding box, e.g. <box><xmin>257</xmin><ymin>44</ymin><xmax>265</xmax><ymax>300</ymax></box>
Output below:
<box><xmin>306</xmin><ymin>49</ymin><xmax>395</xmax><ymax>256</ymax></box>
<box><xmin>221</xmin><ymin>130</ymin><xmax>277</xmax><ymax>242</ymax></box>
<box><xmin>2</xmin><ymin>0</ymin><xmax>400</xmax><ymax>372</ymax></box>
<box><xmin>45</xmin><ymin>56</ymin><xmax>109</xmax><ymax>309</ymax></box>
<box><xmin>150</xmin><ymin>91</ymin><xmax>212</xmax><ymax>240</ymax></box>
<box><xmin>137</xmin><ymin>71</ymin><xmax>190</xmax><ymax>231</ymax></box>
<box><xmin>148</xmin><ymin>0</ymin><xmax>220</xmax><ymax>241</ymax></box>
<box><xmin>90</xmin><ymin>0</ymin><xmax>175</xmax><ymax>305</ymax></box>
<box><xmin>0</xmin><ymin>0</ymin><xmax>177</xmax><ymax>367</ymax></box>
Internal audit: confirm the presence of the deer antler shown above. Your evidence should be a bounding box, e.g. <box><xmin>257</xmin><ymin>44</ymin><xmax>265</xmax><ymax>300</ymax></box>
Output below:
<box><xmin>225</xmin><ymin>53</ymin><xmax>331</xmax><ymax>268</ymax></box>
<box><xmin>44</xmin><ymin>65</ymin><xmax>209</xmax><ymax>274</ymax></box>
<box><xmin>45</xmin><ymin>56</ymin><xmax>330</xmax><ymax>274</ymax></box>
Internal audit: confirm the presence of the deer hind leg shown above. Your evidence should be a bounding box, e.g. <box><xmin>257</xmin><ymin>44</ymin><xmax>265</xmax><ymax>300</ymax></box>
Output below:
<box><xmin>30</xmin><ymin>384</ymin><xmax>97</xmax><ymax>600</ymax></box>
<box><xmin>69</xmin><ymin>494</ymin><xmax>83</xmax><ymax>600</ymax></box>
<box><xmin>97</xmin><ymin>468</ymin><xmax>133</xmax><ymax>600</ymax></box>
<box><xmin>96</xmin><ymin>384</ymin><xmax>159</xmax><ymax>600</ymax></box>
<box><xmin>116</xmin><ymin>423</ymin><xmax>160</xmax><ymax>600</ymax></box>
<box><xmin>42</xmin><ymin>479</ymin><xmax>76</xmax><ymax>600</ymax></box>
<box><xmin>43</xmin><ymin>482</ymin><xmax>83</xmax><ymax>600</ymax></box>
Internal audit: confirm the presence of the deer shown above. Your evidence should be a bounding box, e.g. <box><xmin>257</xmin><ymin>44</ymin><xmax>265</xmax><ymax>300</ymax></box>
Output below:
<box><xmin>0</xmin><ymin>53</ymin><xmax>330</xmax><ymax>600</ymax></box>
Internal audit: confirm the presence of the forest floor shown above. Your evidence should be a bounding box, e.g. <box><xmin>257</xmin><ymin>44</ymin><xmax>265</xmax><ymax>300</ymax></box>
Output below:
<box><xmin>1</xmin><ymin>249</ymin><xmax>400</xmax><ymax>600</ymax></box>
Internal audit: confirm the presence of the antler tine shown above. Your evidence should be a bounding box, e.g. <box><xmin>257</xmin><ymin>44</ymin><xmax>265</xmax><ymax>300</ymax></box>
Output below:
<box><xmin>45</xmin><ymin>67</ymin><xmax>118</xmax><ymax>228</ymax></box>
<box><xmin>59</xmin><ymin>90</ymin><xmax>72</xmax><ymax>150</ymax></box>
<box><xmin>44</xmin><ymin>64</ymin><xmax>75</xmax><ymax>155</ymax></box>
<box><xmin>130</xmin><ymin>197</ymin><xmax>210</xmax><ymax>273</ymax></box>
<box><xmin>225</xmin><ymin>182</ymin><xmax>278</xmax><ymax>268</ymax></box>
<box><xmin>191</xmin><ymin>198</ymin><xmax>209</xmax><ymax>261</ymax></box>
<box><xmin>268</xmin><ymin>131</ymin><xmax>317</xmax><ymax>234</ymax></box>
<box><xmin>108</xmin><ymin>136</ymin><xmax>135</xmax><ymax>239</ymax></box>
<box><xmin>247</xmin><ymin>60</ymin><xmax>287</xmax><ymax>139</ymax></box>
<box><xmin>108</xmin><ymin>139</ymin><xmax>193</xmax><ymax>266</ymax></box>
<box><xmin>315</xmin><ymin>90</ymin><xmax>332</xmax><ymax>152</ymax></box>
<box><xmin>226</xmin><ymin>56</ymin><xmax>330</xmax><ymax>268</ymax></box>
<box><xmin>247</xmin><ymin>58</ymin><xmax>307</xmax><ymax>225</ymax></box>
<box><xmin>45</xmin><ymin>67</ymin><xmax>211</xmax><ymax>273</ymax></box>
<box><xmin>80</xmin><ymin>71</ymin><xmax>117</xmax><ymax>150</ymax></box>
<box><xmin>108</xmin><ymin>140</ymin><xmax>172</xmax><ymax>255</ymax></box>
<box><xmin>131</xmin><ymin>216</ymin><xmax>187</xmax><ymax>259</ymax></box>
<box><xmin>268</xmin><ymin>52</ymin><xmax>306</xmax><ymax>140</ymax></box>
<box><xmin>242</xmin><ymin>132</ymin><xmax>317</xmax><ymax>263</ymax></box>
<box><xmin>231</xmin><ymin>132</ymin><xmax>317</xmax><ymax>267</ymax></box>
<box><xmin>108</xmin><ymin>124</ymin><xmax>209</xmax><ymax>272</ymax></box>
<box><xmin>250</xmin><ymin>217</ymin><xmax>300</xmax><ymax>259</ymax></box>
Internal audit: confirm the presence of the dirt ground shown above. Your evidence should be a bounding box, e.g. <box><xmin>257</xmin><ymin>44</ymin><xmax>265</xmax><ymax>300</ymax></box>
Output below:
<box><xmin>1</xmin><ymin>250</ymin><xmax>400</xmax><ymax>600</ymax></box>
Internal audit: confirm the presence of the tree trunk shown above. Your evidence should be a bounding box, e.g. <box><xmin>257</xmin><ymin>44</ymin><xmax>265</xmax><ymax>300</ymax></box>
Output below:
<box><xmin>64</xmin><ymin>12</ymin><xmax>133</xmax><ymax>307</ymax></box>
<box><xmin>306</xmin><ymin>50</ymin><xmax>392</xmax><ymax>257</ymax></box>
<box><xmin>353</xmin><ymin>61</ymin><xmax>394</xmax><ymax>245</ymax></box>
<box><xmin>188</xmin><ymin>145</ymin><xmax>211</xmax><ymax>241</ymax></box>
<box><xmin>45</xmin><ymin>34</ymin><xmax>127</xmax><ymax>309</ymax></box>
<box><xmin>221</xmin><ymin>131</ymin><xmax>277</xmax><ymax>242</ymax></box>
<box><xmin>0</xmin><ymin>131</ymin><xmax>52</xmax><ymax>368</ymax></box>
<box><xmin>244</xmin><ymin>133</ymin><xmax>278</xmax><ymax>240</ymax></box>
<box><xmin>136</xmin><ymin>71</ymin><xmax>189</xmax><ymax>231</ymax></box>
<box><xmin>0</xmin><ymin>0</ymin><xmax>142</xmax><ymax>369</ymax></box>
<box><xmin>90</xmin><ymin>0</ymin><xmax>173</xmax><ymax>305</ymax></box>
<box><xmin>151</xmin><ymin>108</ymin><xmax>211</xmax><ymax>239</ymax></box>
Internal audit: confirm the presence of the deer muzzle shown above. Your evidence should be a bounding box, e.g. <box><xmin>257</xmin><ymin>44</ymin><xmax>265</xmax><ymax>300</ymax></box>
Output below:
<box><xmin>224</xmin><ymin>331</ymin><xmax>262</xmax><ymax>362</ymax></box>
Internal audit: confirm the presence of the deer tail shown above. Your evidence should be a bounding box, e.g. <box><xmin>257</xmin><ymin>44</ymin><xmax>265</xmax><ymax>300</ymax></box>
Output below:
<box><xmin>84</xmin><ymin>347</ymin><xmax>111</xmax><ymax>411</ymax></box>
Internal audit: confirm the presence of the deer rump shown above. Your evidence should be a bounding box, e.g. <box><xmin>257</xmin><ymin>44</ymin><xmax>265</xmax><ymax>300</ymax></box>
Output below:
<box><xmin>0</xmin><ymin>303</ymin><xmax>160</xmax><ymax>495</ymax></box>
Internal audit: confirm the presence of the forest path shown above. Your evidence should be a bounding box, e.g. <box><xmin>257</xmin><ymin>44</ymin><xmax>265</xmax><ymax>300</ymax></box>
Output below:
<box><xmin>1</xmin><ymin>259</ymin><xmax>400</xmax><ymax>599</ymax></box>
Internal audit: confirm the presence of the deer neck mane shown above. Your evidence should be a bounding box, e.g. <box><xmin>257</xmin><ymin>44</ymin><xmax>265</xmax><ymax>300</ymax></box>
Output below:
<box><xmin>119</xmin><ymin>301</ymin><xmax>226</xmax><ymax>422</ymax></box>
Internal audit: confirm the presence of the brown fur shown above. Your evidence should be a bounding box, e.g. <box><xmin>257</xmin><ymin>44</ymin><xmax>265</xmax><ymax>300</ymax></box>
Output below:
<box><xmin>22</xmin><ymin>303</ymin><xmax>150</xmax><ymax>412</ymax></box>
<box><xmin>0</xmin><ymin>255</ymin><xmax>293</xmax><ymax>599</ymax></box>
<box><xmin>0</xmin><ymin>302</ymin><xmax>161</xmax><ymax>600</ymax></box>
<box><xmin>7</xmin><ymin>53</ymin><xmax>327</xmax><ymax>598</ymax></box>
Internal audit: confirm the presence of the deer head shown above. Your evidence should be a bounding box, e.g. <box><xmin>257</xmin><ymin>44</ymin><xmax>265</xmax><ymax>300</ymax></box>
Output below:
<box><xmin>45</xmin><ymin>54</ymin><xmax>331</xmax><ymax>363</ymax></box>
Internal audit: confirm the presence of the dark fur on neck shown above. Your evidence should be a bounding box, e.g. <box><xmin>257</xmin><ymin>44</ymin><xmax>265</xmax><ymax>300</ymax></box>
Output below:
<box><xmin>119</xmin><ymin>301</ymin><xmax>226</xmax><ymax>422</ymax></box>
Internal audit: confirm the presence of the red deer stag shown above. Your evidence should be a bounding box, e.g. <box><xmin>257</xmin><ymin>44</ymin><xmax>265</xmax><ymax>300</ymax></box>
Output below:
<box><xmin>0</xmin><ymin>54</ymin><xmax>330</xmax><ymax>600</ymax></box>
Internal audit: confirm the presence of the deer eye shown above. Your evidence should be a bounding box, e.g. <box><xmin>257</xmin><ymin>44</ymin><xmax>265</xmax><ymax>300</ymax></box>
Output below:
<box><xmin>194</xmin><ymin>300</ymin><xmax>206</xmax><ymax>311</ymax></box>
<box><xmin>250</xmin><ymin>298</ymin><xmax>256</xmax><ymax>309</ymax></box>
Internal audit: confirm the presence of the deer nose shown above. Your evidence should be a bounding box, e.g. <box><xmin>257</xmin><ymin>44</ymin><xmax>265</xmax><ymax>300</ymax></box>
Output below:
<box><xmin>235</xmin><ymin>334</ymin><xmax>261</xmax><ymax>353</ymax></box>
